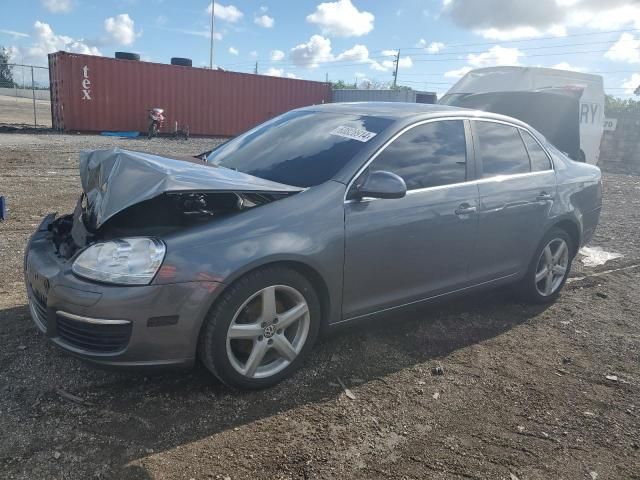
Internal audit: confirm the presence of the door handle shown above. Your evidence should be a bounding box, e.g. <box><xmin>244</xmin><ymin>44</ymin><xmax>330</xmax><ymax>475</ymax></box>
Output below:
<box><xmin>537</xmin><ymin>192</ymin><xmax>553</xmax><ymax>201</ymax></box>
<box><xmin>455</xmin><ymin>203</ymin><xmax>477</xmax><ymax>215</ymax></box>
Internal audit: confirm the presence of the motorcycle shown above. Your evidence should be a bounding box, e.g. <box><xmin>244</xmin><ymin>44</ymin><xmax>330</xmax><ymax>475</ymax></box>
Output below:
<box><xmin>147</xmin><ymin>108</ymin><xmax>165</xmax><ymax>139</ymax></box>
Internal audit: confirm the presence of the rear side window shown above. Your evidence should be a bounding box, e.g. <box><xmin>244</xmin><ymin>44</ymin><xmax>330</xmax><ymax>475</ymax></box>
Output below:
<box><xmin>474</xmin><ymin>122</ymin><xmax>530</xmax><ymax>178</ymax></box>
<box><xmin>369</xmin><ymin>120</ymin><xmax>467</xmax><ymax>190</ymax></box>
<box><xmin>521</xmin><ymin>130</ymin><xmax>552</xmax><ymax>172</ymax></box>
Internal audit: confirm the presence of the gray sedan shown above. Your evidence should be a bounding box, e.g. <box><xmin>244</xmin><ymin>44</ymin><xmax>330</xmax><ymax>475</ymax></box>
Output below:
<box><xmin>24</xmin><ymin>103</ymin><xmax>602</xmax><ymax>389</ymax></box>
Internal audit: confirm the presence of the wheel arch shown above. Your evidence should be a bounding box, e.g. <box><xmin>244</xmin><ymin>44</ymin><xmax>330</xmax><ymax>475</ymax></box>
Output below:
<box><xmin>205</xmin><ymin>258</ymin><xmax>334</xmax><ymax>331</ymax></box>
<box><xmin>551</xmin><ymin>218</ymin><xmax>581</xmax><ymax>257</ymax></box>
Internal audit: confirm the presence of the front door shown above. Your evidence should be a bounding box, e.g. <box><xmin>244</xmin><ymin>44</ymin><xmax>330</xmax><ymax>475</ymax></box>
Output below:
<box><xmin>342</xmin><ymin>119</ymin><xmax>480</xmax><ymax>319</ymax></box>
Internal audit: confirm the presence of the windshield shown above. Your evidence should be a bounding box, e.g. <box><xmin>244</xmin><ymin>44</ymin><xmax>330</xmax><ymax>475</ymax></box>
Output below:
<box><xmin>206</xmin><ymin>110</ymin><xmax>393</xmax><ymax>188</ymax></box>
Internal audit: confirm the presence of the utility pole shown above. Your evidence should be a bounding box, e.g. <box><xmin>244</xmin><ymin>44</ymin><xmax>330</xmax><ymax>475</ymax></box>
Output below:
<box><xmin>392</xmin><ymin>49</ymin><xmax>400</xmax><ymax>88</ymax></box>
<box><xmin>209</xmin><ymin>2</ymin><xmax>215</xmax><ymax>69</ymax></box>
<box><xmin>325</xmin><ymin>72</ymin><xmax>329</xmax><ymax>83</ymax></box>
<box><xmin>254</xmin><ymin>61</ymin><xmax>258</xmax><ymax>74</ymax></box>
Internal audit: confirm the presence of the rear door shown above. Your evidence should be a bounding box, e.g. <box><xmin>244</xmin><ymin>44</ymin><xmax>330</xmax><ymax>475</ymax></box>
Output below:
<box><xmin>468</xmin><ymin>121</ymin><xmax>556</xmax><ymax>282</ymax></box>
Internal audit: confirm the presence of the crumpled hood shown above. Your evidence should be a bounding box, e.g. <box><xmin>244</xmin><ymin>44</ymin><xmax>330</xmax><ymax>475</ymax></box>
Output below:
<box><xmin>80</xmin><ymin>148</ymin><xmax>302</xmax><ymax>230</ymax></box>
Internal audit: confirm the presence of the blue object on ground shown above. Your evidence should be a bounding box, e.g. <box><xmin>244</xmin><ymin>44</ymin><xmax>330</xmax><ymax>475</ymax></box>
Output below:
<box><xmin>0</xmin><ymin>196</ymin><xmax>6</xmax><ymax>221</ymax></box>
<box><xmin>100</xmin><ymin>131</ymin><xmax>140</xmax><ymax>138</ymax></box>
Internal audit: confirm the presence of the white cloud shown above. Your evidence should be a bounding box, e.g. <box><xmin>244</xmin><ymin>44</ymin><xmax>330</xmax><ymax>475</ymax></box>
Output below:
<box><xmin>444</xmin><ymin>0</ymin><xmax>640</xmax><ymax>40</ymax></box>
<box><xmin>416</xmin><ymin>39</ymin><xmax>445</xmax><ymax>53</ymax></box>
<box><xmin>254</xmin><ymin>14</ymin><xmax>274</xmax><ymax>28</ymax></box>
<box><xmin>568</xmin><ymin>4</ymin><xmax>640</xmax><ymax>31</ymax></box>
<box><xmin>249</xmin><ymin>50</ymin><xmax>258</xmax><ymax>57</ymax></box>
<box><xmin>336</xmin><ymin>44</ymin><xmax>369</xmax><ymax>62</ymax></box>
<box><xmin>468</xmin><ymin>45</ymin><xmax>523</xmax><ymax>67</ymax></box>
<box><xmin>228</xmin><ymin>46</ymin><xmax>239</xmax><ymax>55</ymax></box>
<box><xmin>104</xmin><ymin>14</ymin><xmax>137</xmax><ymax>46</ymax></box>
<box><xmin>369</xmin><ymin>62</ymin><xmax>388</xmax><ymax>71</ymax></box>
<box><xmin>605</xmin><ymin>32</ymin><xmax>640</xmax><ymax>64</ymax></box>
<box><xmin>444</xmin><ymin>66</ymin><xmax>473</xmax><ymax>78</ymax></box>
<box><xmin>306</xmin><ymin>0</ymin><xmax>374</xmax><ymax>37</ymax></box>
<box><xmin>377</xmin><ymin>50</ymin><xmax>413</xmax><ymax>70</ymax></box>
<box><xmin>479</xmin><ymin>25</ymin><xmax>566</xmax><ymax>41</ymax></box>
<box><xmin>0</xmin><ymin>29</ymin><xmax>29</xmax><ymax>39</ymax></box>
<box><xmin>444</xmin><ymin>45</ymin><xmax>523</xmax><ymax>78</ymax></box>
<box><xmin>264</xmin><ymin>67</ymin><xmax>298</xmax><ymax>79</ymax></box>
<box><xmin>206</xmin><ymin>2</ymin><xmax>243</xmax><ymax>23</ymax></box>
<box><xmin>551</xmin><ymin>62</ymin><xmax>586</xmax><ymax>72</ymax></box>
<box><xmin>622</xmin><ymin>73</ymin><xmax>640</xmax><ymax>94</ymax></box>
<box><xmin>19</xmin><ymin>20</ymin><xmax>101</xmax><ymax>65</ymax></box>
<box><xmin>270</xmin><ymin>49</ymin><xmax>285</xmax><ymax>61</ymax></box>
<box><xmin>330</xmin><ymin>44</ymin><xmax>407</xmax><ymax>72</ymax></box>
<box><xmin>265</xmin><ymin>67</ymin><xmax>284</xmax><ymax>76</ymax></box>
<box><xmin>42</xmin><ymin>0</ymin><xmax>72</xmax><ymax>13</ymax></box>
<box><xmin>398</xmin><ymin>56</ymin><xmax>413</xmax><ymax>68</ymax></box>
<box><xmin>290</xmin><ymin>34</ymin><xmax>333</xmax><ymax>68</ymax></box>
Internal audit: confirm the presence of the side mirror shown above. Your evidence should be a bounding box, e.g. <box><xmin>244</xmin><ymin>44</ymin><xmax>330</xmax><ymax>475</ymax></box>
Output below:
<box><xmin>352</xmin><ymin>170</ymin><xmax>407</xmax><ymax>200</ymax></box>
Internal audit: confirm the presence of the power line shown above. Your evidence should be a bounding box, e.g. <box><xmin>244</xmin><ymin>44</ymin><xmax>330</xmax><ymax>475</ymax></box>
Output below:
<box><xmin>220</xmin><ymin>40</ymin><xmax>628</xmax><ymax>72</ymax></box>
<box><xmin>408</xmin><ymin>38</ymin><xmax>633</xmax><ymax>57</ymax></box>
<box><xmin>399</xmin><ymin>27</ymin><xmax>640</xmax><ymax>51</ymax></box>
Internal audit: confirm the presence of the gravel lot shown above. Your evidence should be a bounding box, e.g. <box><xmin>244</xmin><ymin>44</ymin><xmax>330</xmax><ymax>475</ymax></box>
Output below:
<box><xmin>0</xmin><ymin>95</ymin><xmax>52</xmax><ymax>128</ymax></box>
<box><xmin>1</xmin><ymin>132</ymin><xmax>639</xmax><ymax>480</ymax></box>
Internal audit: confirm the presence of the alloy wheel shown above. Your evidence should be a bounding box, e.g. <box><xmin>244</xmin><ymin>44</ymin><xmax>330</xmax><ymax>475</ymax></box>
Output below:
<box><xmin>535</xmin><ymin>238</ymin><xmax>569</xmax><ymax>296</ymax></box>
<box><xmin>226</xmin><ymin>285</ymin><xmax>310</xmax><ymax>379</ymax></box>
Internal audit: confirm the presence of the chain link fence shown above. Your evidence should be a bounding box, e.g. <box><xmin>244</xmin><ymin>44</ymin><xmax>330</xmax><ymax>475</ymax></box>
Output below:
<box><xmin>0</xmin><ymin>63</ymin><xmax>51</xmax><ymax>128</ymax></box>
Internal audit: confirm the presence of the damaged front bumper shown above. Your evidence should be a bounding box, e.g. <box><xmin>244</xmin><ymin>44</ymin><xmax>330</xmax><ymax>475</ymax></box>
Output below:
<box><xmin>24</xmin><ymin>214</ymin><xmax>222</xmax><ymax>367</ymax></box>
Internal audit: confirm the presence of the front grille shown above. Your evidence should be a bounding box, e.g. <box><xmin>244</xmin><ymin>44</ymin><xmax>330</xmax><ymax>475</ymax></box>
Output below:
<box><xmin>56</xmin><ymin>315</ymin><xmax>132</xmax><ymax>353</ymax></box>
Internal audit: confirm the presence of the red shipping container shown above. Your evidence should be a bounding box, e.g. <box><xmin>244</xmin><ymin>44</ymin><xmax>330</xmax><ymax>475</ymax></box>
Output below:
<box><xmin>48</xmin><ymin>52</ymin><xmax>332</xmax><ymax>136</ymax></box>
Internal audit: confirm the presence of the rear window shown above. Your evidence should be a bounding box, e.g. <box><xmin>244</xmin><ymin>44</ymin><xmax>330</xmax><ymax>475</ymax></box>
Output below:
<box><xmin>521</xmin><ymin>130</ymin><xmax>552</xmax><ymax>172</ymax></box>
<box><xmin>206</xmin><ymin>110</ymin><xmax>392</xmax><ymax>188</ymax></box>
<box><xmin>474</xmin><ymin>122</ymin><xmax>530</xmax><ymax>177</ymax></box>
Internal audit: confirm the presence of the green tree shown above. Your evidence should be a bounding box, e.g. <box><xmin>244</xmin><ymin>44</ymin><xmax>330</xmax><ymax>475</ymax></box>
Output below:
<box><xmin>331</xmin><ymin>80</ymin><xmax>355</xmax><ymax>89</ymax></box>
<box><xmin>605</xmin><ymin>94</ymin><xmax>640</xmax><ymax>115</ymax></box>
<box><xmin>0</xmin><ymin>46</ymin><xmax>16</xmax><ymax>88</ymax></box>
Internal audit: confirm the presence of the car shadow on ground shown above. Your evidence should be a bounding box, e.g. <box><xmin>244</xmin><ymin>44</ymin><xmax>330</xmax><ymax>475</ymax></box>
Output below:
<box><xmin>1</xmin><ymin>287</ymin><xmax>550</xmax><ymax>478</ymax></box>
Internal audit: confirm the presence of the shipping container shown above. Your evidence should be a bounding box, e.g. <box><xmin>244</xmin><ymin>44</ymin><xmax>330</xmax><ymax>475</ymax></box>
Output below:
<box><xmin>331</xmin><ymin>89</ymin><xmax>437</xmax><ymax>104</ymax></box>
<box><xmin>48</xmin><ymin>52</ymin><xmax>332</xmax><ymax>136</ymax></box>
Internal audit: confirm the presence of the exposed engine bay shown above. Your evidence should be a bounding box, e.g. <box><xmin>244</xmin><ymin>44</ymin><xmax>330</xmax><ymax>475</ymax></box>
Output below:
<box><xmin>49</xmin><ymin>190</ymin><xmax>288</xmax><ymax>259</ymax></box>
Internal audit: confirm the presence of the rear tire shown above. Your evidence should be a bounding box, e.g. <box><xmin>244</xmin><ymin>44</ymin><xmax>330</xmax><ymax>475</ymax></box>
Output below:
<box><xmin>115</xmin><ymin>52</ymin><xmax>140</xmax><ymax>61</ymax></box>
<box><xmin>170</xmin><ymin>57</ymin><xmax>193</xmax><ymax>67</ymax></box>
<box><xmin>517</xmin><ymin>227</ymin><xmax>574</xmax><ymax>304</ymax></box>
<box><xmin>198</xmin><ymin>266</ymin><xmax>321</xmax><ymax>390</ymax></box>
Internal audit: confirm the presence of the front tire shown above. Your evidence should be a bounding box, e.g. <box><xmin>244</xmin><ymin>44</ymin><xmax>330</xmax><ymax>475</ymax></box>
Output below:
<box><xmin>198</xmin><ymin>266</ymin><xmax>321</xmax><ymax>389</ymax></box>
<box><xmin>518</xmin><ymin>227</ymin><xmax>573</xmax><ymax>304</ymax></box>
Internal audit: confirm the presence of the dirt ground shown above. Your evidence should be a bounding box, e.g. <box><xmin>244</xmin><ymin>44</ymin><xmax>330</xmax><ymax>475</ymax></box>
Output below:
<box><xmin>0</xmin><ymin>95</ymin><xmax>52</xmax><ymax>128</ymax></box>
<box><xmin>0</xmin><ymin>131</ymin><xmax>639</xmax><ymax>480</ymax></box>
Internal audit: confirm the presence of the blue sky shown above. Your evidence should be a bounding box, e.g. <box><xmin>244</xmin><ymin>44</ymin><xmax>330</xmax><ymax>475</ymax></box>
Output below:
<box><xmin>2</xmin><ymin>0</ymin><xmax>640</xmax><ymax>96</ymax></box>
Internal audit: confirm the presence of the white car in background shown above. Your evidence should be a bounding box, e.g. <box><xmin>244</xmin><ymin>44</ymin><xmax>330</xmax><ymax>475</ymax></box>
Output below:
<box><xmin>440</xmin><ymin>66</ymin><xmax>605</xmax><ymax>165</ymax></box>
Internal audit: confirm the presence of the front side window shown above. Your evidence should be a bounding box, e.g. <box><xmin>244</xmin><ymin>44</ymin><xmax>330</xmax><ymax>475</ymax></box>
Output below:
<box><xmin>367</xmin><ymin>120</ymin><xmax>467</xmax><ymax>190</ymax></box>
<box><xmin>521</xmin><ymin>130</ymin><xmax>552</xmax><ymax>172</ymax></box>
<box><xmin>206</xmin><ymin>110</ymin><xmax>392</xmax><ymax>188</ymax></box>
<box><xmin>474</xmin><ymin>122</ymin><xmax>530</xmax><ymax>178</ymax></box>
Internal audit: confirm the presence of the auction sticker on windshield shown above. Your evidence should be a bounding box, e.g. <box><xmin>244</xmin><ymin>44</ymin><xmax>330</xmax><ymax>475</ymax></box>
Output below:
<box><xmin>329</xmin><ymin>125</ymin><xmax>377</xmax><ymax>142</ymax></box>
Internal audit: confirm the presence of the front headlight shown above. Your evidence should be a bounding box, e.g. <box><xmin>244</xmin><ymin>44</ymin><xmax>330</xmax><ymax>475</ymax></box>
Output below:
<box><xmin>72</xmin><ymin>238</ymin><xmax>166</xmax><ymax>285</ymax></box>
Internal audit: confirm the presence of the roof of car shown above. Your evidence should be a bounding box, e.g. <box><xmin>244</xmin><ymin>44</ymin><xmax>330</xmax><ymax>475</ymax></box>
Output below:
<box><xmin>300</xmin><ymin>101</ymin><xmax>529</xmax><ymax>126</ymax></box>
